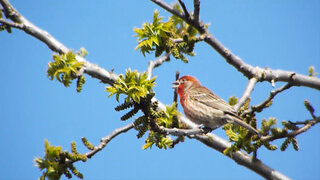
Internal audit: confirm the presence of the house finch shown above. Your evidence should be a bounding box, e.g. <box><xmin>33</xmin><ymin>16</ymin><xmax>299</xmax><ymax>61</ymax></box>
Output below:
<box><xmin>172</xmin><ymin>75</ymin><xmax>259</xmax><ymax>135</ymax></box>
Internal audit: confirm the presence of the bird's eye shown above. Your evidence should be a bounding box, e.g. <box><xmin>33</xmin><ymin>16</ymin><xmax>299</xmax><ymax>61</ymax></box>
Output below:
<box><xmin>180</xmin><ymin>79</ymin><xmax>185</xmax><ymax>83</ymax></box>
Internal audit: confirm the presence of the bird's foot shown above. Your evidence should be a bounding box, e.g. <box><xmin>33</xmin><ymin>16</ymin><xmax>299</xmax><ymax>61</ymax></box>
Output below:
<box><xmin>201</xmin><ymin>126</ymin><xmax>213</xmax><ymax>134</ymax></box>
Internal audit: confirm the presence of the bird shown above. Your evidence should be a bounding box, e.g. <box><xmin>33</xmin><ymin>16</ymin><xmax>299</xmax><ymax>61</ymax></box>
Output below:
<box><xmin>172</xmin><ymin>75</ymin><xmax>259</xmax><ymax>135</ymax></box>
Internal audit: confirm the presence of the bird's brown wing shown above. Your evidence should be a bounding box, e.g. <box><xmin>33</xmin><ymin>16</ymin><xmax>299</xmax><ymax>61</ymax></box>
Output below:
<box><xmin>189</xmin><ymin>86</ymin><xmax>237</xmax><ymax>116</ymax></box>
<box><xmin>188</xmin><ymin>86</ymin><xmax>259</xmax><ymax>135</ymax></box>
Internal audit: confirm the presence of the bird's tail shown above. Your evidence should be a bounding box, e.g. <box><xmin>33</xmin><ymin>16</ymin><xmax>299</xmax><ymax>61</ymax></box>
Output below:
<box><xmin>227</xmin><ymin>115</ymin><xmax>260</xmax><ymax>136</ymax></box>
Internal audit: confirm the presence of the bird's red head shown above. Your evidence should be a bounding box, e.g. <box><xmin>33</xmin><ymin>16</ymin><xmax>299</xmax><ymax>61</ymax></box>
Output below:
<box><xmin>172</xmin><ymin>75</ymin><xmax>201</xmax><ymax>96</ymax></box>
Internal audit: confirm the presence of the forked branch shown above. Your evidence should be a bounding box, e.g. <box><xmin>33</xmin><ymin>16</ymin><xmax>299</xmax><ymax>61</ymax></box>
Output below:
<box><xmin>150</xmin><ymin>0</ymin><xmax>320</xmax><ymax>90</ymax></box>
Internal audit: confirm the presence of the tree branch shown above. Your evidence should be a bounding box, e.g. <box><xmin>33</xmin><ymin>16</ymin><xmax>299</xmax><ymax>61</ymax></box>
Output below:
<box><xmin>146</xmin><ymin>52</ymin><xmax>170</xmax><ymax>80</ymax></box>
<box><xmin>0</xmin><ymin>18</ymin><xmax>23</xmax><ymax>29</ymax></box>
<box><xmin>178</xmin><ymin>0</ymin><xmax>190</xmax><ymax>21</ymax></box>
<box><xmin>173</xmin><ymin>71</ymin><xmax>180</xmax><ymax>107</ymax></box>
<box><xmin>150</xmin><ymin>117</ymin><xmax>206</xmax><ymax>136</ymax></box>
<box><xmin>193</xmin><ymin>0</ymin><xmax>200</xmax><ymax>23</ymax></box>
<box><xmin>1</xmin><ymin>1</ymin><xmax>310</xmax><ymax>179</ymax></box>
<box><xmin>234</xmin><ymin>77</ymin><xmax>258</xmax><ymax>111</ymax></box>
<box><xmin>195</xmin><ymin>133</ymin><xmax>291</xmax><ymax>180</ymax></box>
<box><xmin>260</xmin><ymin>116</ymin><xmax>320</xmax><ymax>142</ymax></box>
<box><xmin>154</xmin><ymin>98</ymin><xmax>293</xmax><ymax>180</ymax></box>
<box><xmin>150</xmin><ymin>0</ymin><xmax>320</xmax><ymax>91</ymax></box>
<box><xmin>151</xmin><ymin>0</ymin><xmax>205</xmax><ymax>34</ymax></box>
<box><xmin>243</xmin><ymin>83</ymin><xmax>293</xmax><ymax>116</ymax></box>
<box><xmin>66</xmin><ymin>123</ymin><xmax>135</xmax><ymax>164</ymax></box>
<box><xmin>0</xmin><ymin>0</ymin><xmax>117</xmax><ymax>85</ymax></box>
<box><xmin>202</xmin><ymin>35</ymin><xmax>320</xmax><ymax>90</ymax></box>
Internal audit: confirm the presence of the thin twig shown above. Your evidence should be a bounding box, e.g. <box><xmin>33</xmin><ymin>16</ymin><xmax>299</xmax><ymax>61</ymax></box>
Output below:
<box><xmin>170</xmin><ymin>36</ymin><xmax>205</xmax><ymax>43</ymax></box>
<box><xmin>243</xmin><ymin>83</ymin><xmax>293</xmax><ymax>116</ymax></box>
<box><xmin>0</xmin><ymin>18</ymin><xmax>24</xmax><ymax>29</ymax></box>
<box><xmin>260</xmin><ymin>117</ymin><xmax>320</xmax><ymax>142</ymax></box>
<box><xmin>66</xmin><ymin>123</ymin><xmax>135</xmax><ymax>164</ymax></box>
<box><xmin>178</xmin><ymin>0</ymin><xmax>190</xmax><ymax>21</ymax></box>
<box><xmin>146</xmin><ymin>52</ymin><xmax>170</xmax><ymax>80</ymax></box>
<box><xmin>171</xmin><ymin>136</ymin><xmax>184</xmax><ymax>148</ymax></box>
<box><xmin>0</xmin><ymin>0</ymin><xmax>117</xmax><ymax>85</ymax></box>
<box><xmin>234</xmin><ymin>77</ymin><xmax>258</xmax><ymax>111</ymax></box>
<box><xmin>193</xmin><ymin>0</ymin><xmax>200</xmax><ymax>23</ymax></box>
<box><xmin>173</xmin><ymin>71</ymin><xmax>180</xmax><ymax>108</ymax></box>
<box><xmin>151</xmin><ymin>0</ymin><xmax>205</xmax><ymax>34</ymax></box>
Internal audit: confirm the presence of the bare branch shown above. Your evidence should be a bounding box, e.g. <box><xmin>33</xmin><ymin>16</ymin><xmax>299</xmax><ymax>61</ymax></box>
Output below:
<box><xmin>0</xmin><ymin>18</ymin><xmax>23</xmax><ymax>29</ymax></box>
<box><xmin>0</xmin><ymin>0</ymin><xmax>117</xmax><ymax>85</ymax></box>
<box><xmin>202</xmin><ymin>35</ymin><xmax>320</xmax><ymax>90</ymax></box>
<box><xmin>151</xmin><ymin>0</ymin><xmax>205</xmax><ymax>34</ymax></box>
<box><xmin>195</xmin><ymin>133</ymin><xmax>291</xmax><ymax>180</ymax></box>
<box><xmin>193</xmin><ymin>0</ymin><xmax>200</xmax><ymax>22</ymax></box>
<box><xmin>151</xmin><ymin>0</ymin><xmax>184</xmax><ymax>19</ymax></box>
<box><xmin>234</xmin><ymin>77</ymin><xmax>258</xmax><ymax>111</ymax></box>
<box><xmin>146</xmin><ymin>52</ymin><xmax>170</xmax><ymax>80</ymax></box>
<box><xmin>243</xmin><ymin>83</ymin><xmax>293</xmax><ymax>116</ymax></box>
<box><xmin>178</xmin><ymin>0</ymin><xmax>190</xmax><ymax>20</ymax></box>
<box><xmin>173</xmin><ymin>71</ymin><xmax>180</xmax><ymax>107</ymax></box>
<box><xmin>171</xmin><ymin>136</ymin><xmax>184</xmax><ymax>148</ymax></box>
<box><xmin>170</xmin><ymin>35</ymin><xmax>205</xmax><ymax>43</ymax></box>
<box><xmin>150</xmin><ymin>0</ymin><xmax>320</xmax><ymax>90</ymax></box>
<box><xmin>148</xmin><ymin>111</ymin><xmax>206</xmax><ymax>136</ymax></box>
<box><xmin>161</xmin><ymin>126</ymin><xmax>205</xmax><ymax>136</ymax></box>
<box><xmin>260</xmin><ymin>116</ymin><xmax>320</xmax><ymax>142</ymax></box>
<box><xmin>1</xmin><ymin>0</ymin><xmax>67</xmax><ymax>53</ymax></box>
<box><xmin>66</xmin><ymin>123</ymin><xmax>134</xmax><ymax>164</ymax></box>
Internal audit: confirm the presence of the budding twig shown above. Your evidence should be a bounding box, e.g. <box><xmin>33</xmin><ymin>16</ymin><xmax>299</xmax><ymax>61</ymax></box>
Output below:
<box><xmin>66</xmin><ymin>123</ymin><xmax>134</xmax><ymax>164</ymax></box>
<box><xmin>260</xmin><ymin>117</ymin><xmax>320</xmax><ymax>142</ymax></box>
<box><xmin>243</xmin><ymin>83</ymin><xmax>293</xmax><ymax>116</ymax></box>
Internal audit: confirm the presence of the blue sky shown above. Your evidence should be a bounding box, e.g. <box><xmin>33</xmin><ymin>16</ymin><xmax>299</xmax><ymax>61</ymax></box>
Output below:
<box><xmin>1</xmin><ymin>0</ymin><xmax>320</xmax><ymax>179</ymax></box>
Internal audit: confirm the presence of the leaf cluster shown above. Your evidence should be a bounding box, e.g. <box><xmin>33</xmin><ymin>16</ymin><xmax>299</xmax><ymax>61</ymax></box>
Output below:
<box><xmin>143</xmin><ymin>131</ymin><xmax>173</xmax><ymax>150</ymax></box>
<box><xmin>114</xmin><ymin>92</ymin><xmax>176</xmax><ymax>150</ymax></box>
<box><xmin>143</xmin><ymin>103</ymin><xmax>181</xmax><ymax>150</ymax></box>
<box><xmin>108</xmin><ymin>72</ymin><xmax>180</xmax><ymax>150</ymax></box>
<box><xmin>35</xmin><ymin>137</ymin><xmax>97</xmax><ymax>180</ymax></box>
<box><xmin>223</xmin><ymin>97</ymin><xmax>300</xmax><ymax>157</ymax></box>
<box><xmin>47</xmin><ymin>51</ymin><xmax>85</xmax><ymax>92</ymax></box>
<box><xmin>106</xmin><ymin>69</ymin><xmax>156</xmax><ymax>103</ymax></box>
<box><xmin>134</xmin><ymin>7</ymin><xmax>200</xmax><ymax>62</ymax></box>
<box><xmin>34</xmin><ymin>140</ymin><xmax>86</xmax><ymax>180</ymax></box>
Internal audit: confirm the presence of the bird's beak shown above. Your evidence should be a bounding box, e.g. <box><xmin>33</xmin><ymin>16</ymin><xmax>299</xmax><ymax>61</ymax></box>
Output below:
<box><xmin>172</xmin><ymin>80</ymin><xmax>179</xmax><ymax>89</ymax></box>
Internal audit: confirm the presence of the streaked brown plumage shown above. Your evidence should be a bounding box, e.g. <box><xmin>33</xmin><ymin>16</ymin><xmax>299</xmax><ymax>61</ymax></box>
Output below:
<box><xmin>172</xmin><ymin>75</ymin><xmax>259</xmax><ymax>135</ymax></box>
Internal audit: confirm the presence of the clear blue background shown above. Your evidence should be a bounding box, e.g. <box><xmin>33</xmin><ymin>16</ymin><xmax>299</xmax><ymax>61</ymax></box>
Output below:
<box><xmin>1</xmin><ymin>0</ymin><xmax>320</xmax><ymax>179</ymax></box>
